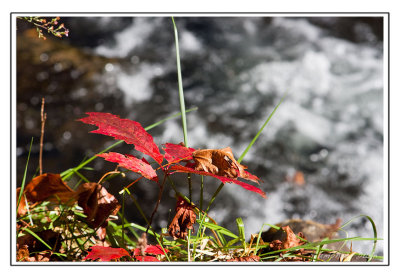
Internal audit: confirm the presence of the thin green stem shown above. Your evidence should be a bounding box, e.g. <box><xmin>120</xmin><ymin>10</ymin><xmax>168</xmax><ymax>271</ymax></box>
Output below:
<box><xmin>238</xmin><ymin>93</ymin><xmax>286</xmax><ymax>163</ymax></box>
<box><xmin>206</xmin><ymin>93</ymin><xmax>286</xmax><ymax>212</ymax></box>
<box><xmin>124</xmin><ymin>188</ymin><xmax>150</xmax><ymax>227</ymax></box>
<box><xmin>17</xmin><ymin>137</ymin><xmax>34</xmax><ymax>215</ymax></box>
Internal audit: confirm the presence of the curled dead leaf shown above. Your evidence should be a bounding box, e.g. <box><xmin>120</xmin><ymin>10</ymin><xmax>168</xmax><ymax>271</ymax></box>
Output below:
<box><xmin>17</xmin><ymin>173</ymin><xmax>76</xmax><ymax>216</ymax></box>
<box><xmin>168</xmin><ymin>197</ymin><xmax>197</xmax><ymax>240</ymax></box>
<box><xmin>17</xmin><ymin>173</ymin><xmax>120</xmax><ymax>240</ymax></box>
<box><xmin>193</xmin><ymin>147</ymin><xmax>247</xmax><ymax>179</ymax></box>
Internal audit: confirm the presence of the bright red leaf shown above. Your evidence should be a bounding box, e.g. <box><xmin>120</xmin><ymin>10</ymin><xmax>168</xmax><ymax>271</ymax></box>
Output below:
<box><xmin>169</xmin><ymin>165</ymin><xmax>266</xmax><ymax>198</ymax></box>
<box><xmin>84</xmin><ymin>246</ymin><xmax>130</xmax><ymax>261</ymax></box>
<box><xmin>78</xmin><ymin>112</ymin><xmax>164</xmax><ymax>164</ymax></box>
<box><xmin>133</xmin><ymin>244</ymin><xmax>168</xmax><ymax>256</ymax></box>
<box><xmin>98</xmin><ymin>152</ymin><xmax>158</xmax><ymax>182</ymax></box>
<box><xmin>163</xmin><ymin>143</ymin><xmax>196</xmax><ymax>164</ymax></box>
<box><xmin>133</xmin><ymin>244</ymin><xmax>168</xmax><ymax>262</ymax></box>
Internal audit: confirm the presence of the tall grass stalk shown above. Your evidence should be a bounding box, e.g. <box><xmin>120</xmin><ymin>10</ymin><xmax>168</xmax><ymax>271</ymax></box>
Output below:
<box><xmin>172</xmin><ymin>17</ymin><xmax>192</xmax><ymax>201</ymax></box>
<box><xmin>171</xmin><ymin>17</ymin><xmax>188</xmax><ymax>147</ymax></box>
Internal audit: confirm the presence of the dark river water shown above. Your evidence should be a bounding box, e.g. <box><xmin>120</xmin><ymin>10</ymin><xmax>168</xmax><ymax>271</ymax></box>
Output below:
<box><xmin>16</xmin><ymin>16</ymin><xmax>384</xmax><ymax>255</ymax></box>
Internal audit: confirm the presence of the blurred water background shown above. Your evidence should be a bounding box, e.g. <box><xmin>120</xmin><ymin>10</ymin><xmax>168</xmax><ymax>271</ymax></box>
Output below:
<box><xmin>16</xmin><ymin>16</ymin><xmax>384</xmax><ymax>255</ymax></box>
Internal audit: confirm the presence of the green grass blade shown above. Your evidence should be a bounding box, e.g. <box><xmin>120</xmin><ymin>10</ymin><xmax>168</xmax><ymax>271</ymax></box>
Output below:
<box><xmin>17</xmin><ymin>137</ymin><xmax>34</xmax><ymax>214</ymax></box>
<box><xmin>198</xmin><ymin>221</ymin><xmax>238</xmax><ymax>239</ymax></box>
<box><xmin>146</xmin><ymin>107</ymin><xmax>197</xmax><ymax>131</ymax></box>
<box><xmin>21</xmin><ymin>227</ymin><xmax>52</xmax><ymax>250</ymax></box>
<box><xmin>172</xmin><ymin>17</ymin><xmax>192</xmax><ymax>202</ymax></box>
<box><xmin>171</xmin><ymin>17</ymin><xmax>188</xmax><ymax>147</ymax></box>
<box><xmin>238</xmin><ymin>93</ymin><xmax>286</xmax><ymax>163</ymax></box>
<box><xmin>236</xmin><ymin>217</ymin><xmax>246</xmax><ymax>248</ymax></box>
<box><xmin>206</xmin><ymin>94</ymin><xmax>286</xmax><ymax>212</ymax></box>
<box><xmin>340</xmin><ymin>214</ymin><xmax>379</xmax><ymax>262</ymax></box>
<box><xmin>105</xmin><ymin>224</ymin><xmax>120</xmax><ymax>248</ymax></box>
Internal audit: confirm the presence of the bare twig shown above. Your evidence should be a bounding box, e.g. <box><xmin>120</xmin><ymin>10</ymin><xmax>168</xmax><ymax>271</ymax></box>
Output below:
<box><xmin>146</xmin><ymin>172</ymin><xmax>168</xmax><ymax>233</ymax></box>
<box><xmin>39</xmin><ymin>98</ymin><xmax>47</xmax><ymax>175</ymax></box>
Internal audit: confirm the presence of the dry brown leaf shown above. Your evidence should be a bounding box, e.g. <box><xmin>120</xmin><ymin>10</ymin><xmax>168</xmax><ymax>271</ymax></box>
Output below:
<box><xmin>17</xmin><ymin>174</ymin><xmax>120</xmax><ymax>240</ymax></box>
<box><xmin>17</xmin><ymin>229</ymin><xmax>61</xmax><ymax>261</ymax></box>
<box><xmin>168</xmin><ymin>197</ymin><xmax>197</xmax><ymax>240</ymax></box>
<box><xmin>269</xmin><ymin>226</ymin><xmax>306</xmax><ymax>253</ymax></box>
<box><xmin>17</xmin><ymin>173</ymin><xmax>76</xmax><ymax>216</ymax></box>
<box><xmin>193</xmin><ymin>147</ymin><xmax>248</xmax><ymax>179</ymax></box>
<box><xmin>17</xmin><ymin>244</ymin><xmax>52</xmax><ymax>262</ymax></box>
<box><xmin>76</xmin><ymin>183</ymin><xmax>121</xmax><ymax>238</ymax></box>
<box><xmin>76</xmin><ymin>182</ymin><xmax>102</xmax><ymax>222</ymax></box>
<box><xmin>17</xmin><ymin>244</ymin><xmax>31</xmax><ymax>262</ymax></box>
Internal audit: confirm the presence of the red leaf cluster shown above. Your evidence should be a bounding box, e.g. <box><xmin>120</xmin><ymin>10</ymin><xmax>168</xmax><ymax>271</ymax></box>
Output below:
<box><xmin>78</xmin><ymin>112</ymin><xmax>265</xmax><ymax>197</ymax></box>
<box><xmin>168</xmin><ymin>197</ymin><xmax>197</xmax><ymax>239</ymax></box>
<box><xmin>83</xmin><ymin>245</ymin><xmax>168</xmax><ymax>262</ymax></box>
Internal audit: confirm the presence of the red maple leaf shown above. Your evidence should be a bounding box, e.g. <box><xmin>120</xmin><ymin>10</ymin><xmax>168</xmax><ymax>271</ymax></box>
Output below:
<box><xmin>98</xmin><ymin>152</ymin><xmax>158</xmax><ymax>182</ymax></box>
<box><xmin>163</xmin><ymin>143</ymin><xmax>196</xmax><ymax>164</ymax></box>
<box><xmin>84</xmin><ymin>246</ymin><xmax>130</xmax><ymax>261</ymax></box>
<box><xmin>169</xmin><ymin>165</ymin><xmax>266</xmax><ymax>198</ymax></box>
<box><xmin>78</xmin><ymin>112</ymin><xmax>164</xmax><ymax>164</ymax></box>
<box><xmin>133</xmin><ymin>245</ymin><xmax>168</xmax><ymax>262</ymax></box>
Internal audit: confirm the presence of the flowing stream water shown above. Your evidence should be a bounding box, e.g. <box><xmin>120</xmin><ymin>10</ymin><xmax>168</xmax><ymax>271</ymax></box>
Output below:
<box><xmin>17</xmin><ymin>16</ymin><xmax>384</xmax><ymax>255</ymax></box>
